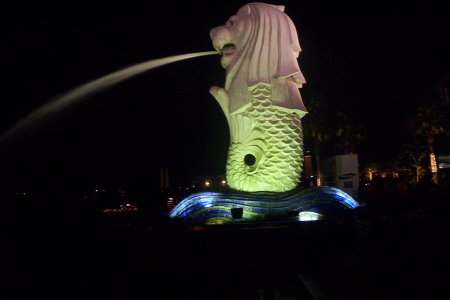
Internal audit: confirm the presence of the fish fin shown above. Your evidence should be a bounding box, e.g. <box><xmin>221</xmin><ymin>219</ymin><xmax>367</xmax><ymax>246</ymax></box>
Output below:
<box><xmin>210</xmin><ymin>86</ymin><xmax>229</xmax><ymax>116</ymax></box>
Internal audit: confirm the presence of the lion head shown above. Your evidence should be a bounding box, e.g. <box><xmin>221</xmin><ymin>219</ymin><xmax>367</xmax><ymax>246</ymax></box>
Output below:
<box><xmin>210</xmin><ymin>2</ymin><xmax>307</xmax><ymax>117</ymax></box>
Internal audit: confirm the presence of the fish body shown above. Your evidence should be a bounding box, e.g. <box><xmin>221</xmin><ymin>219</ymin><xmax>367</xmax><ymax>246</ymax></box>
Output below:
<box><xmin>210</xmin><ymin>3</ymin><xmax>307</xmax><ymax>192</ymax></box>
<box><xmin>226</xmin><ymin>83</ymin><xmax>303</xmax><ymax>192</ymax></box>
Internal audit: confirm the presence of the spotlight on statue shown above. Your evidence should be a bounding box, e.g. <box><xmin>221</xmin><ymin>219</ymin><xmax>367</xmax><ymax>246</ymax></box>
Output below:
<box><xmin>169</xmin><ymin>3</ymin><xmax>360</xmax><ymax>225</ymax></box>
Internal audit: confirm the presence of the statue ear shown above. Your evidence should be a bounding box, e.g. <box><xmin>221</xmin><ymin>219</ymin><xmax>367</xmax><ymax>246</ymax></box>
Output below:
<box><xmin>239</xmin><ymin>4</ymin><xmax>251</xmax><ymax>15</ymax></box>
<box><xmin>275</xmin><ymin>5</ymin><xmax>285</xmax><ymax>12</ymax></box>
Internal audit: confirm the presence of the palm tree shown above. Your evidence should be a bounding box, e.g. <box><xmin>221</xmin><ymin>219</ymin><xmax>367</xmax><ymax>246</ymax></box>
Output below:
<box><xmin>302</xmin><ymin>95</ymin><xmax>333</xmax><ymax>185</ymax></box>
<box><xmin>412</xmin><ymin>101</ymin><xmax>449</xmax><ymax>184</ymax></box>
<box><xmin>335</xmin><ymin>109</ymin><xmax>367</xmax><ymax>155</ymax></box>
<box><xmin>363</xmin><ymin>162</ymin><xmax>380</xmax><ymax>180</ymax></box>
<box><xmin>402</xmin><ymin>140</ymin><xmax>428</xmax><ymax>183</ymax></box>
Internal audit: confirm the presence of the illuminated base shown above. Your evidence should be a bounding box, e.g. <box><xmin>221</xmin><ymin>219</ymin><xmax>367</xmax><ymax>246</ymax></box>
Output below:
<box><xmin>169</xmin><ymin>186</ymin><xmax>359</xmax><ymax>225</ymax></box>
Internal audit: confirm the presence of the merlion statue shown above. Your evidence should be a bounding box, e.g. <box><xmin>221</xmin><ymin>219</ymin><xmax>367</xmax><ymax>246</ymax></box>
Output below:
<box><xmin>170</xmin><ymin>3</ymin><xmax>359</xmax><ymax>224</ymax></box>
<box><xmin>210</xmin><ymin>2</ymin><xmax>307</xmax><ymax>192</ymax></box>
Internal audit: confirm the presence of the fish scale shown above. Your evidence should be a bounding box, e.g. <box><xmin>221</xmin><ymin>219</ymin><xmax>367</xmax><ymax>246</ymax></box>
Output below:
<box><xmin>226</xmin><ymin>83</ymin><xmax>304</xmax><ymax>192</ymax></box>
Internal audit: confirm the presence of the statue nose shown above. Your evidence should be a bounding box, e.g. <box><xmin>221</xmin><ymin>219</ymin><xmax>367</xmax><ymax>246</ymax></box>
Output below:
<box><xmin>210</xmin><ymin>26</ymin><xmax>231</xmax><ymax>51</ymax></box>
<box><xmin>209</xmin><ymin>27</ymin><xmax>217</xmax><ymax>39</ymax></box>
<box><xmin>210</xmin><ymin>26</ymin><xmax>230</xmax><ymax>41</ymax></box>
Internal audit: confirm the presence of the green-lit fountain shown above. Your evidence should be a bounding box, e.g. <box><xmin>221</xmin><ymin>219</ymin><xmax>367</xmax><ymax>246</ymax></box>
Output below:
<box><xmin>170</xmin><ymin>3</ymin><xmax>359</xmax><ymax>225</ymax></box>
<box><xmin>0</xmin><ymin>3</ymin><xmax>359</xmax><ymax>225</ymax></box>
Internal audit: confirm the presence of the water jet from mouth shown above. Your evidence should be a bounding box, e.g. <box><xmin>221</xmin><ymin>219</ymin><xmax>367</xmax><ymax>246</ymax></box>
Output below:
<box><xmin>0</xmin><ymin>51</ymin><xmax>218</xmax><ymax>144</ymax></box>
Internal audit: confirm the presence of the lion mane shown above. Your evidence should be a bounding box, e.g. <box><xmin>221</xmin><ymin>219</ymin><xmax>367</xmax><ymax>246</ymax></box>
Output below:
<box><xmin>221</xmin><ymin>3</ymin><xmax>307</xmax><ymax>117</ymax></box>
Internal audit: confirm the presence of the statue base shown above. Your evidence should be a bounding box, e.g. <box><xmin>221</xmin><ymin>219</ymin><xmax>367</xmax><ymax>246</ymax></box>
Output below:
<box><xmin>169</xmin><ymin>186</ymin><xmax>359</xmax><ymax>225</ymax></box>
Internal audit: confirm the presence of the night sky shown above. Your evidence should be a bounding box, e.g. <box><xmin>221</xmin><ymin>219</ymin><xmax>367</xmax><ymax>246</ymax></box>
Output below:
<box><xmin>1</xmin><ymin>1</ymin><xmax>448</xmax><ymax>192</ymax></box>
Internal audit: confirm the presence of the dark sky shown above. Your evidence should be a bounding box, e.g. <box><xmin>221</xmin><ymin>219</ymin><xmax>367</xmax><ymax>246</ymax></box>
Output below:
<box><xmin>1</xmin><ymin>1</ymin><xmax>448</xmax><ymax>191</ymax></box>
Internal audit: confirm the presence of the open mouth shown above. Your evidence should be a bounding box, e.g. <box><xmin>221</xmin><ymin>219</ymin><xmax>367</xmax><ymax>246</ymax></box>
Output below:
<box><xmin>221</xmin><ymin>43</ymin><xmax>236</xmax><ymax>55</ymax></box>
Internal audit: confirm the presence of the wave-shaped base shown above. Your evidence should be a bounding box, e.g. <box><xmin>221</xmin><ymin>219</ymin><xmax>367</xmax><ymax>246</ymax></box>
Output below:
<box><xmin>169</xmin><ymin>186</ymin><xmax>359</xmax><ymax>225</ymax></box>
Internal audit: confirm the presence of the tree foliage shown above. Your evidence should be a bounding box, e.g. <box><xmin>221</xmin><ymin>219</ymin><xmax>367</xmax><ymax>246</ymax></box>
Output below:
<box><xmin>302</xmin><ymin>95</ymin><xmax>367</xmax><ymax>156</ymax></box>
<box><xmin>406</xmin><ymin>72</ymin><xmax>449</xmax><ymax>181</ymax></box>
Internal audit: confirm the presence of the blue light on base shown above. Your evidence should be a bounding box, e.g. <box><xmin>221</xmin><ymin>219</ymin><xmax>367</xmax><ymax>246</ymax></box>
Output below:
<box><xmin>169</xmin><ymin>186</ymin><xmax>359</xmax><ymax>225</ymax></box>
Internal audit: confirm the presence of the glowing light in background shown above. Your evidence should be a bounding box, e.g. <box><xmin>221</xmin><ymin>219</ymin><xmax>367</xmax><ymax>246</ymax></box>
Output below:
<box><xmin>167</xmin><ymin>197</ymin><xmax>175</xmax><ymax>210</ymax></box>
<box><xmin>430</xmin><ymin>153</ymin><xmax>438</xmax><ymax>173</ymax></box>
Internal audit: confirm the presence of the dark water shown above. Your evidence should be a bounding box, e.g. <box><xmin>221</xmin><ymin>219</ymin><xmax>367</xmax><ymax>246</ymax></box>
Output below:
<box><xmin>3</xmin><ymin>191</ymin><xmax>448</xmax><ymax>299</ymax></box>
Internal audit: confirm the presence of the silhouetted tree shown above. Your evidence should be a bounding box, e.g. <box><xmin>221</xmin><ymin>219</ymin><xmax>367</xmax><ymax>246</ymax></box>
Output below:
<box><xmin>363</xmin><ymin>162</ymin><xmax>380</xmax><ymax>180</ymax></box>
<box><xmin>335</xmin><ymin>108</ymin><xmax>367</xmax><ymax>154</ymax></box>
<box><xmin>302</xmin><ymin>95</ymin><xmax>334</xmax><ymax>184</ymax></box>
<box><xmin>401</xmin><ymin>140</ymin><xmax>427</xmax><ymax>183</ymax></box>
<box><xmin>410</xmin><ymin>75</ymin><xmax>450</xmax><ymax>184</ymax></box>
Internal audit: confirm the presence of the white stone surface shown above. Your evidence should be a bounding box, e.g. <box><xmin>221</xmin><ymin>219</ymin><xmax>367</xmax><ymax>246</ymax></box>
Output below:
<box><xmin>210</xmin><ymin>3</ymin><xmax>307</xmax><ymax>192</ymax></box>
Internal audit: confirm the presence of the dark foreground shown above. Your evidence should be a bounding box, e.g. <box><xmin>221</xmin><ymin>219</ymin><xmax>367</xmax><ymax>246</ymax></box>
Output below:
<box><xmin>2</xmin><ymin>203</ymin><xmax>449</xmax><ymax>300</ymax></box>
